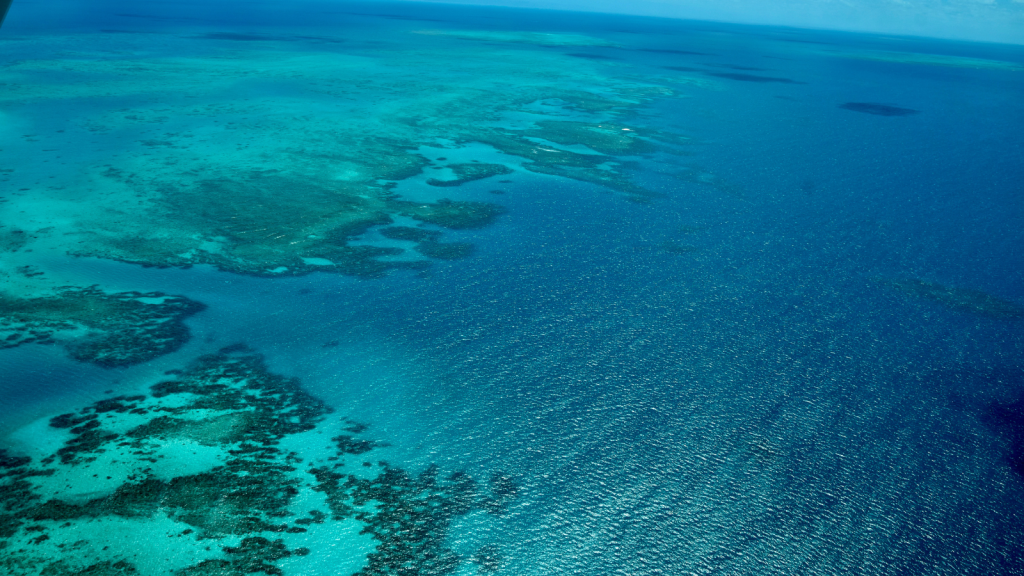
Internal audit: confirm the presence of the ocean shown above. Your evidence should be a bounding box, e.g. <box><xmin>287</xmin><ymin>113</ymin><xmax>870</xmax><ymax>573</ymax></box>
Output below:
<box><xmin>1</xmin><ymin>2</ymin><xmax>1023</xmax><ymax>574</ymax></box>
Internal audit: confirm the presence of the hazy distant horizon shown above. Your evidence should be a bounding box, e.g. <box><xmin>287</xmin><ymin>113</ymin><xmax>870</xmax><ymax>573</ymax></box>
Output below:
<box><xmin>402</xmin><ymin>0</ymin><xmax>1024</xmax><ymax>45</ymax></box>
<box><xmin>3</xmin><ymin>0</ymin><xmax>1023</xmax><ymax>45</ymax></box>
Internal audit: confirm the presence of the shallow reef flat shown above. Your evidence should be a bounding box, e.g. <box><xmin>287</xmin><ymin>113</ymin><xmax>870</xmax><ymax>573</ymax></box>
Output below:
<box><xmin>0</xmin><ymin>347</ymin><xmax>517</xmax><ymax>576</ymax></box>
<box><xmin>0</xmin><ymin>29</ymin><xmax>695</xmax><ymax>279</ymax></box>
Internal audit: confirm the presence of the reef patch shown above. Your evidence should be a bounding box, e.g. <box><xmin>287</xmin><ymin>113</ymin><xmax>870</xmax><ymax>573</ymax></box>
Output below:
<box><xmin>426</xmin><ymin>163</ymin><xmax>514</xmax><ymax>187</ymax></box>
<box><xmin>0</xmin><ymin>349</ymin><xmax>518</xmax><ymax>576</ymax></box>
<box><xmin>0</xmin><ymin>287</ymin><xmax>205</xmax><ymax>367</ymax></box>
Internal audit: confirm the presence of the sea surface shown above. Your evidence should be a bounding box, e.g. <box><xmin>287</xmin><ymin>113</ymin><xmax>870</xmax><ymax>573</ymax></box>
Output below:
<box><xmin>2</xmin><ymin>2</ymin><xmax>1024</xmax><ymax>575</ymax></box>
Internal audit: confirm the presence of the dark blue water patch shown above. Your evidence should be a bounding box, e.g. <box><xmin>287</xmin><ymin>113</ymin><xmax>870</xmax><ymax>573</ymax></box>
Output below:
<box><xmin>190</xmin><ymin>31</ymin><xmax>343</xmax><ymax>43</ymax></box>
<box><xmin>565</xmin><ymin>53</ymin><xmax>618</xmax><ymax>60</ymax></box>
<box><xmin>705</xmin><ymin>63</ymin><xmax>765</xmax><ymax>71</ymax></box>
<box><xmin>195</xmin><ymin>31</ymin><xmax>286</xmax><ymax>41</ymax></box>
<box><xmin>662</xmin><ymin>66</ymin><xmax>701</xmax><ymax>72</ymax></box>
<box><xmin>780</xmin><ymin>38</ymin><xmax>835</xmax><ymax>46</ymax></box>
<box><xmin>706</xmin><ymin>72</ymin><xmax>804</xmax><ymax>84</ymax></box>
<box><xmin>981</xmin><ymin>383</ymin><xmax>1024</xmax><ymax>478</ymax></box>
<box><xmin>114</xmin><ymin>12</ymin><xmax>206</xmax><ymax>23</ymax></box>
<box><xmin>634</xmin><ymin>48</ymin><xmax>711</xmax><ymax>56</ymax></box>
<box><xmin>840</xmin><ymin>102</ymin><xmax>920</xmax><ymax>116</ymax></box>
<box><xmin>329</xmin><ymin>11</ymin><xmax>448</xmax><ymax>23</ymax></box>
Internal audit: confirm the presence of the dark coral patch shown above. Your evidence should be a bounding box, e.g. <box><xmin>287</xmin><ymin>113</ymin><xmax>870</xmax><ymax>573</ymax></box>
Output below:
<box><xmin>378</xmin><ymin>226</ymin><xmax>438</xmax><ymax>242</ymax></box>
<box><xmin>472</xmin><ymin>544</ymin><xmax>504</xmax><ymax>574</ymax></box>
<box><xmin>415</xmin><ymin>241</ymin><xmax>474</xmax><ymax>260</ymax></box>
<box><xmin>839</xmin><ymin>102</ymin><xmax>919</xmax><ymax>116</ymax></box>
<box><xmin>176</xmin><ymin>537</ymin><xmax>300</xmax><ymax>575</ymax></box>
<box><xmin>426</xmin><ymin>163</ymin><xmax>513</xmax><ymax>187</ymax></box>
<box><xmin>312</xmin><ymin>448</ymin><xmax>520</xmax><ymax>576</ymax></box>
<box><xmin>394</xmin><ymin>199</ymin><xmax>506</xmax><ymax>230</ymax></box>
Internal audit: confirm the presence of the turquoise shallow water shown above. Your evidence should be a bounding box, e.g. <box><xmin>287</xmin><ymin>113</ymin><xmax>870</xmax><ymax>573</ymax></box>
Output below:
<box><xmin>2</xmin><ymin>2</ymin><xmax>1024</xmax><ymax>575</ymax></box>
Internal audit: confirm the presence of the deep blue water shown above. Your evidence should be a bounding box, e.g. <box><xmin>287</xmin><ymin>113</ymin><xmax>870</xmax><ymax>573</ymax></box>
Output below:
<box><xmin>2</xmin><ymin>2</ymin><xmax>1024</xmax><ymax>575</ymax></box>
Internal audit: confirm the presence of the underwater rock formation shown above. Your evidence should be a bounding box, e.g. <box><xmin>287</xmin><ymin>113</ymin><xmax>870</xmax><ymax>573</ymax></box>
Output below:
<box><xmin>0</xmin><ymin>287</ymin><xmax>205</xmax><ymax>367</ymax></box>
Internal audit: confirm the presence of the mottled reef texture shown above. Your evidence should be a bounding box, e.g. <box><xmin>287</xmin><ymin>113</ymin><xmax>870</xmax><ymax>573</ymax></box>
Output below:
<box><xmin>72</xmin><ymin>169</ymin><xmax>505</xmax><ymax>278</ymax></box>
<box><xmin>310</xmin><ymin>463</ymin><xmax>517</xmax><ymax>576</ymax></box>
<box><xmin>0</xmin><ymin>349</ymin><xmax>517</xmax><ymax>576</ymax></box>
<box><xmin>2</xmin><ymin>33</ymin><xmax>694</xmax><ymax>279</ymax></box>
<box><xmin>0</xmin><ymin>287</ymin><xmax>205</xmax><ymax>367</ymax></box>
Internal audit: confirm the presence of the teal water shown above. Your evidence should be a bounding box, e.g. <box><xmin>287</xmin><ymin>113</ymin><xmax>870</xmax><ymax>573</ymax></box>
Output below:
<box><xmin>2</xmin><ymin>2</ymin><xmax>1024</xmax><ymax>575</ymax></box>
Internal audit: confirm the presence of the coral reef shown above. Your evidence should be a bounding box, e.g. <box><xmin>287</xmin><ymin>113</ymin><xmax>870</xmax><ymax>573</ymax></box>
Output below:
<box><xmin>391</xmin><ymin>199</ymin><xmax>506</xmax><ymax>231</ymax></box>
<box><xmin>310</xmin><ymin>461</ymin><xmax>518</xmax><ymax>576</ymax></box>
<box><xmin>72</xmin><ymin>168</ymin><xmax>501</xmax><ymax>278</ymax></box>
<box><xmin>0</xmin><ymin>350</ymin><xmax>517</xmax><ymax>576</ymax></box>
<box><xmin>3</xmin><ymin>30</ymin><xmax>691</xmax><ymax>278</ymax></box>
<box><xmin>0</xmin><ymin>287</ymin><xmax>205</xmax><ymax>367</ymax></box>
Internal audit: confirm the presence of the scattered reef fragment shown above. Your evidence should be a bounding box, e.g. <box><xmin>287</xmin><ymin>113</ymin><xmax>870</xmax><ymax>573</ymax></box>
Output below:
<box><xmin>880</xmin><ymin>278</ymin><xmax>1022</xmax><ymax>319</ymax></box>
<box><xmin>0</xmin><ymin>348</ymin><xmax>518</xmax><ymax>576</ymax></box>
<box><xmin>0</xmin><ymin>287</ymin><xmax>205</xmax><ymax>367</ymax></box>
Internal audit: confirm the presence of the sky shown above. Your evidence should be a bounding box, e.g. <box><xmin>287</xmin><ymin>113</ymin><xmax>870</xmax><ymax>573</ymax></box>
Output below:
<box><xmin>1</xmin><ymin>0</ymin><xmax>1023</xmax><ymax>45</ymax></box>
<box><xmin>415</xmin><ymin>0</ymin><xmax>1024</xmax><ymax>44</ymax></box>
